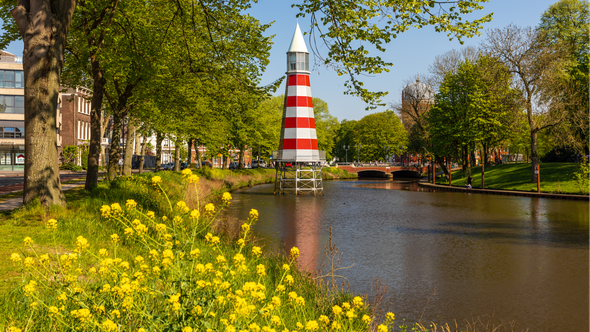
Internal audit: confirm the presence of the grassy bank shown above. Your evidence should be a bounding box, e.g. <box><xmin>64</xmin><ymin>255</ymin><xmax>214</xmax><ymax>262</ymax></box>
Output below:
<box><xmin>0</xmin><ymin>170</ymin><xmax>400</xmax><ymax>332</ymax></box>
<box><xmin>436</xmin><ymin>162</ymin><xmax>588</xmax><ymax>194</ymax></box>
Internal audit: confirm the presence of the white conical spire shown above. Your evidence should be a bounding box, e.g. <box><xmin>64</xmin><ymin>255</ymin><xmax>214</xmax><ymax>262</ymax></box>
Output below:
<box><xmin>288</xmin><ymin>23</ymin><xmax>308</xmax><ymax>53</ymax></box>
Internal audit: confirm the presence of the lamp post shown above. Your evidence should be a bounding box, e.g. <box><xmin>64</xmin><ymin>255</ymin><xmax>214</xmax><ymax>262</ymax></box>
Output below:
<box><xmin>355</xmin><ymin>144</ymin><xmax>362</xmax><ymax>164</ymax></box>
<box><xmin>343</xmin><ymin>145</ymin><xmax>350</xmax><ymax>163</ymax></box>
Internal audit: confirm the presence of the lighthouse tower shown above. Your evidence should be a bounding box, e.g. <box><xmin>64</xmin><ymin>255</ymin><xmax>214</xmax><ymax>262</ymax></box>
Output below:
<box><xmin>274</xmin><ymin>23</ymin><xmax>324</xmax><ymax>196</ymax></box>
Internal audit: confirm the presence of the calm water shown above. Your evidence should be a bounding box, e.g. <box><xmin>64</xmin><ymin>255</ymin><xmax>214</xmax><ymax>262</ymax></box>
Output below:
<box><xmin>228</xmin><ymin>180</ymin><xmax>589</xmax><ymax>331</ymax></box>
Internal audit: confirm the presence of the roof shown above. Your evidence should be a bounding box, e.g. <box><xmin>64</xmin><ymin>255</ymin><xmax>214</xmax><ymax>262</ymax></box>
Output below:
<box><xmin>403</xmin><ymin>77</ymin><xmax>434</xmax><ymax>101</ymax></box>
<box><xmin>287</xmin><ymin>23</ymin><xmax>308</xmax><ymax>53</ymax></box>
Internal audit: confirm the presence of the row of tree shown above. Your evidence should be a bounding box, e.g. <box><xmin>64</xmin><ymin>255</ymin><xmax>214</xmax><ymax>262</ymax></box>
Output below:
<box><xmin>0</xmin><ymin>0</ymin><xmax>496</xmax><ymax>206</ymax></box>
<box><xmin>394</xmin><ymin>0</ymin><xmax>588</xmax><ymax>183</ymax></box>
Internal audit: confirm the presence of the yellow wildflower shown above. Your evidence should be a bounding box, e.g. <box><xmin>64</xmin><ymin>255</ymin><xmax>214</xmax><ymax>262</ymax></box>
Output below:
<box><xmin>162</xmin><ymin>249</ymin><xmax>174</xmax><ymax>260</ymax></box>
<box><xmin>182</xmin><ymin>327</ymin><xmax>193</xmax><ymax>332</ymax></box>
<box><xmin>345</xmin><ymin>309</ymin><xmax>356</xmax><ymax>320</ymax></box>
<box><xmin>147</xmin><ymin>211</ymin><xmax>155</xmax><ymax>218</ymax></box>
<box><xmin>100</xmin><ymin>205</ymin><xmax>111</xmax><ymax>218</ymax></box>
<box><xmin>124</xmin><ymin>227</ymin><xmax>134</xmax><ymax>238</ymax></box>
<box><xmin>377</xmin><ymin>324</ymin><xmax>388</xmax><ymax>332</ymax></box>
<box><xmin>75</xmin><ymin>236</ymin><xmax>90</xmax><ymax>252</ymax></box>
<box><xmin>138</xmin><ymin>329</ymin><xmax>146</xmax><ymax>332</ymax></box>
<box><xmin>305</xmin><ymin>320</ymin><xmax>319</xmax><ymax>331</ymax></box>
<box><xmin>39</xmin><ymin>254</ymin><xmax>49</xmax><ymax>264</ymax></box>
<box><xmin>236</xmin><ymin>238</ymin><xmax>245</xmax><ymax>246</ymax></box>
<box><xmin>110</xmin><ymin>234</ymin><xmax>120</xmax><ymax>244</ymax></box>
<box><xmin>190</xmin><ymin>209</ymin><xmax>200</xmax><ymax>220</ymax></box>
<box><xmin>98</xmin><ymin>248</ymin><xmax>108</xmax><ymax>257</ymax></box>
<box><xmin>204</xmin><ymin>203</ymin><xmax>215</xmax><ymax>214</ymax></box>
<box><xmin>285</xmin><ymin>275</ymin><xmax>294</xmax><ymax>285</ymax></box>
<box><xmin>282</xmin><ymin>264</ymin><xmax>290</xmax><ymax>271</ymax></box>
<box><xmin>233</xmin><ymin>253</ymin><xmax>245</xmax><ymax>265</ymax></box>
<box><xmin>176</xmin><ymin>201</ymin><xmax>190</xmax><ymax>212</ymax></box>
<box><xmin>222</xmin><ymin>192</ymin><xmax>232</xmax><ymax>204</ymax></box>
<box><xmin>23</xmin><ymin>237</ymin><xmax>33</xmax><ymax>246</ymax></box>
<box><xmin>186</xmin><ymin>174</ymin><xmax>200</xmax><ymax>184</ymax></box>
<box><xmin>290</xmin><ymin>247</ymin><xmax>300</xmax><ymax>259</ymax></box>
<box><xmin>318</xmin><ymin>315</ymin><xmax>329</xmax><ymax>325</ymax></box>
<box><xmin>190</xmin><ymin>248</ymin><xmax>200</xmax><ymax>259</ymax></box>
<box><xmin>8</xmin><ymin>327</ymin><xmax>22</xmax><ymax>332</ymax></box>
<box><xmin>111</xmin><ymin>309</ymin><xmax>121</xmax><ymax>318</ymax></box>
<box><xmin>24</xmin><ymin>257</ymin><xmax>35</xmax><ymax>268</ymax></box>
<box><xmin>353</xmin><ymin>296</ymin><xmax>364</xmax><ymax>307</ymax></box>
<box><xmin>152</xmin><ymin>176</ymin><xmax>162</xmax><ymax>184</ymax></box>
<box><xmin>126</xmin><ymin>199</ymin><xmax>137</xmax><ymax>209</ymax></box>
<box><xmin>10</xmin><ymin>253</ymin><xmax>21</xmax><ymax>263</ymax></box>
<box><xmin>216</xmin><ymin>255</ymin><xmax>226</xmax><ymax>264</ymax></box>
<box><xmin>46</xmin><ymin>218</ymin><xmax>58</xmax><ymax>230</ymax></box>
<box><xmin>252</xmin><ymin>246</ymin><xmax>262</xmax><ymax>257</ymax></box>
<box><xmin>102</xmin><ymin>319</ymin><xmax>118</xmax><ymax>331</ymax></box>
<box><xmin>249</xmin><ymin>209</ymin><xmax>259</xmax><ymax>220</ymax></box>
<box><xmin>332</xmin><ymin>305</ymin><xmax>343</xmax><ymax>316</ymax></box>
<box><xmin>181</xmin><ymin>168</ymin><xmax>193</xmax><ymax>177</ymax></box>
<box><xmin>271</xmin><ymin>315</ymin><xmax>282</xmax><ymax>326</ymax></box>
<box><xmin>256</xmin><ymin>264</ymin><xmax>266</xmax><ymax>276</ymax></box>
<box><xmin>362</xmin><ymin>315</ymin><xmax>372</xmax><ymax>324</ymax></box>
<box><xmin>48</xmin><ymin>306</ymin><xmax>59</xmax><ymax>317</ymax></box>
<box><xmin>248</xmin><ymin>323</ymin><xmax>261</xmax><ymax>332</ymax></box>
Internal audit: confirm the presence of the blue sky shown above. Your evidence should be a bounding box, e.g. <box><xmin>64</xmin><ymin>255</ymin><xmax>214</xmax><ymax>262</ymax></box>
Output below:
<box><xmin>247</xmin><ymin>0</ymin><xmax>558</xmax><ymax>121</ymax></box>
<box><xmin>2</xmin><ymin>0</ymin><xmax>557</xmax><ymax>121</ymax></box>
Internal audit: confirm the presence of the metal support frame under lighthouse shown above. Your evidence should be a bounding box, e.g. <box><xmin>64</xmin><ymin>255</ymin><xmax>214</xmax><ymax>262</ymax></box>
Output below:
<box><xmin>273</xmin><ymin>23</ymin><xmax>325</xmax><ymax>196</ymax></box>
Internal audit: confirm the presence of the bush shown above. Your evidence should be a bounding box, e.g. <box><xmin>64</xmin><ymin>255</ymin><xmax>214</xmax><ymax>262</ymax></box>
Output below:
<box><xmin>59</xmin><ymin>163</ymin><xmax>83</xmax><ymax>171</ymax></box>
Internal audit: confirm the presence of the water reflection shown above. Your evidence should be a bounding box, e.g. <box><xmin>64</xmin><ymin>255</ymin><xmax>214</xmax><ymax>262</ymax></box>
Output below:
<box><xmin>229</xmin><ymin>180</ymin><xmax>589</xmax><ymax>331</ymax></box>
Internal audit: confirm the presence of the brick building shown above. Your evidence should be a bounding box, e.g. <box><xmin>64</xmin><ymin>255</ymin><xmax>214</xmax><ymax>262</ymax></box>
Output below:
<box><xmin>0</xmin><ymin>51</ymin><xmax>25</xmax><ymax>171</ymax></box>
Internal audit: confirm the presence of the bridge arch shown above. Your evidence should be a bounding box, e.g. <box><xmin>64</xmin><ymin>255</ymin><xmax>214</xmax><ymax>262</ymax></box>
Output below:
<box><xmin>389</xmin><ymin>169</ymin><xmax>421</xmax><ymax>178</ymax></box>
<box><xmin>357</xmin><ymin>170</ymin><xmax>388</xmax><ymax>178</ymax></box>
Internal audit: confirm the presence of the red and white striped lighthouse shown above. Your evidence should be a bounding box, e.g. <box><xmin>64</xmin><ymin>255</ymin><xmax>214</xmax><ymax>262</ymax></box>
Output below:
<box><xmin>276</xmin><ymin>23</ymin><xmax>320</xmax><ymax>162</ymax></box>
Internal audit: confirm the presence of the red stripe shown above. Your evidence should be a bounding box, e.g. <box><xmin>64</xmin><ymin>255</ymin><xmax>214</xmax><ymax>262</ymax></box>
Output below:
<box><xmin>281</xmin><ymin>139</ymin><xmax>318</xmax><ymax>150</ymax></box>
<box><xmin>284</xmin><ymin>117</ymin><xmax>314</xmax><ymax>128</ymax></box>
<box><xmin>286</xmin><ymin>96</ymin><xmax>313</xmax><ymax>107</ymax></box>
<box><xmin>287</xmin><ymin>74</ymin><xmax>310</xmax><ymax>87</ymax></box>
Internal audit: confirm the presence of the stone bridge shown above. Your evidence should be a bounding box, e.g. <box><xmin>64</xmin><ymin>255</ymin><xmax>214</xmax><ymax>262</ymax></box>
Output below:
<box><xmin>337</xmin><ymin>164</ymin><xmax>427</xmax><ymax>178</ymax></box>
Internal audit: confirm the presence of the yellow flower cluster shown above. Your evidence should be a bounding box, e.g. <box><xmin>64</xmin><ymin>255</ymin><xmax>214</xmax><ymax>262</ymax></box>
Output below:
<box><xmin>7</xmin><ymin>175</ymin><xmax>384</xmax><ymax>332</ymax></box>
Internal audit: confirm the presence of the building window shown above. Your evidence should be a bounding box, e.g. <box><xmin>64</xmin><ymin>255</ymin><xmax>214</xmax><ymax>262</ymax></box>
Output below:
<box><xmin>77</xmin><ymin>121</ymin><xmax>80</xmax><ymax>140</ymax></box>
<box><xmin>0</xmin><ymin>70</ymin><xmax>24</xmax><ymax>88</ymax></box>
<box><xmin>0</xmin><ymin>95</ymin><xmax>24</xmax><ymax>114</ymax></box>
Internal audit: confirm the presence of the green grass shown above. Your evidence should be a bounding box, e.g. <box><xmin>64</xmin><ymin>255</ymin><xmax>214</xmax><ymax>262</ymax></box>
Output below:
<box><xmin>0</xmin><ymin>171</ymin><xmax>384</xmax><ymax>332</ymax></box>
<box><xmin>322</xmin><ymin>167</ymin><xmax>357</xmax><ymax>180</ymax></box>
<box><xmin>437</xmin><ymin>162</ymin><xmax>587</xmax><ymax>194</ymax></box>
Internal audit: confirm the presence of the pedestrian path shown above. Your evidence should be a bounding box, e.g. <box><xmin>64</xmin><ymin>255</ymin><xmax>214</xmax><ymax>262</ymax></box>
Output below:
<box><xmin>0</xmin><ymin>181</ymin><xmax>87</xmax><ymax>211</ymax></box>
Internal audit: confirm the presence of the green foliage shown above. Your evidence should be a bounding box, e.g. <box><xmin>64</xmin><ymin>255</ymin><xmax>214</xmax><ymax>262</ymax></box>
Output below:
<box><xmin>333</xmin><ymin>120</ymin><xmax>358</xmax><ymax>162</ymax></box>
<box><xmin>573</xmin><ymin>157</ymin><xmax>589</xmax><ymax>194</ymax></box>
<box><xmin>313</xmin><ymin>98</ymin><xmax>340</xmax><ymax>161</ymax></box>
<box><xmin>353</xmin><ymin>111</ymin><xmax>407</xmax><ymax>161</ymax></box>
<box><xmin>62</xmin><ymin>145</ymin><xmax>78</xmax><ymax>165</ymax></box>
<box><xmin>294</xmin><ymin>0</ymin><xmax>493</xmax><ymax>109</ymax></box>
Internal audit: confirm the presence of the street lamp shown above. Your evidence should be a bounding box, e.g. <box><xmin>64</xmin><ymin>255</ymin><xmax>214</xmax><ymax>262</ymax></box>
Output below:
<box><xmin>343</xmin><ymin>145</ymin><xmax>350</xmax><ymax>163</ymax></box>
<box><xmin>355</xmin><ymin>144</ymin><xmax>362</xmax><ymax>164</ymax></box>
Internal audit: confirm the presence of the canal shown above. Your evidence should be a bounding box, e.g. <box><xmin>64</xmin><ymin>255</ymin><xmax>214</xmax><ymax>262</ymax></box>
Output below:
<box><xmin>227</xmin><ymin>179</ymin><xmax>589</xmax><ymax>331</ymax></box>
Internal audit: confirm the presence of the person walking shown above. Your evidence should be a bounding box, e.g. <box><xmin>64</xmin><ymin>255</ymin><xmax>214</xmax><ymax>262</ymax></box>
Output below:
<box><xmin>466</xmin><ymin>175</ymin><xmax>473</xmax><ymax>189</ymax></box>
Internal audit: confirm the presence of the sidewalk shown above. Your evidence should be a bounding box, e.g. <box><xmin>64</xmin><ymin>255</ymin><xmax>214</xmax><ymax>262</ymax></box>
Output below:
<box><xmin>0</xmin><ymin>181</ymin><xmax>88</xmax><ymax>211</ymax></box>
<box><xmin>418</xmin><ymin>181</ymin><xmax>589</xmax><ymax>201</ymax></box>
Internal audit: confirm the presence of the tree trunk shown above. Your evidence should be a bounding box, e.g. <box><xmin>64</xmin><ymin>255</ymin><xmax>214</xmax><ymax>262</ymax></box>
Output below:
<box><xmin>196</xmin><ymin>141</ymin><xmax>202</xmax><ymax>166</ymax></box>
<box><xmin>470</xmin><ymin>150</ymin><xmax>476</xmax><ymax>168</ymax></box>
<box><xmin>174</xmin><ymin>142</ymin><xmax>180</xmax><ymax>172</ymax></box>
<box><xmin>238</xmin><ymin>147</ymin><xmax>244</xmax><ymax>169</ymax></box>
<box><xmin>12</xmin><ymin>0</ymin><xmax>76</xmax><ymax>206</ymax></box>
<box><xmin>139</xmin><ymin>134</ymin><xmax>146</xmax><ymax>173</ymax></box>
<box><xmin>530</xmin><ymin>129</ymin><xmax>539</xmax><ymax>183</ymax></box>
<box><xmin>123</xmin><ymin>119</ymin><xmax>135</xmax><ymax>175</ymax></box>
<box><xmin>187</xmin><ymin>138</ymin><xmax>193</xmax><ymax>166</ymax></box>
<box><xmin>107</xmin><ymin>112</ymin><xmax>123</xmax><ymax>180</ymax></box>
<box><xmin>85</xmin><ymin>59</ymin><xmax>106</xmax><ymax>190</ymax></box>
<box><xmin>134</xmin><ymin>128</ymin><xmax>141</xmax><ymax>156</ymax></box>
<box><xmin>435</xmin><ymin>155</ymin><xmax>449</xmax><ymax>177</ymax></box>
<box><xmin>155</xmin><ymin>132</ymin><xmax>163</xmax><ymax>171</ymax></box>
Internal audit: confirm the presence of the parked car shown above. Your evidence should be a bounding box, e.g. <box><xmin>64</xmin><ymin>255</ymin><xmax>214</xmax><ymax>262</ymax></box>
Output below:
<box><xmin>201</xmin><ymin>161</ymin><xmax>212</xmax><ymax>168</ymax></box>
<box><xmin>162</xmin><ymin>163</ymin><xmax>174</xmax><ymax>170</ymax></box>
<box><xmin>252</xmin><ymin>160</ymin><xmax>267</xmax><ymax>169</ymax></box>
<box><xmin>180</xmin><ymin>162</ymin><xmax>188</xmax><ymax>170</ymax></box>
<box><xmin>229</xmin><ymin>162</ymin><xmax>239</xmax><ymax>170</ymax></box>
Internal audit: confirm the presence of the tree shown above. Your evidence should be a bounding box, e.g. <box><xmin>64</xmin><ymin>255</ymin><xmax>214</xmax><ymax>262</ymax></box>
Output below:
<box><xmin>295</xmin><ymin>0</ymin><xmax>493</xmax><ymax>108</ymax></box>
<box><xmin>483</xmin><ymin>24</ymin><xmax>569</xmax><ymax>183</ymax></box>
<box><xmin>353</xmin><ymin>111</ymin><xmax>406</xmax><ymax>161</ymax></box>
<box><xmin>0</xmin><ymin>0</ymin><xmax>77</xmax><ymax>206</ymax></box>
<box><xmin>312</xmin><ymin>97</ymin><xmax>339</xmax><ymax>160</ymax></box>
<box><xmin>538</xmin><ymin>0</ymin><xmax>589</xmax><ymax>154</ymax></box>
<box><xmin>333</xmin><ymin>119</ymin><xmax>357</xmax><ymax>161</ymax></box>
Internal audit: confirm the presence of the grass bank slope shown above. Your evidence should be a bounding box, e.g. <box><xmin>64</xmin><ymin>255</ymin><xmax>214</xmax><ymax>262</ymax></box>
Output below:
<box><xmin>440</xmin><ymin>163</ymin><xmax>586</xmax><ymax>194</ymax></box>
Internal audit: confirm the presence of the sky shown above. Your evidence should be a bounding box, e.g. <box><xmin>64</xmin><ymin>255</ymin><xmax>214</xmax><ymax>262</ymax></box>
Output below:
<box><xmin>1</xmin><ymin>0</ymin><xmax>558</xmax><ymax>122</ymax></box>
<box><xmin>245</xmin><ymin>0</ymin><xmax>558</xmax><ymax>121</ymax></box>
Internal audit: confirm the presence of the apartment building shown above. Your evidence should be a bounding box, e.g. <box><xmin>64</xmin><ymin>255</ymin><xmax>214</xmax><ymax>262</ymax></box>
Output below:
<box><xmin>0</xmin><ymin>51</ymin><xmax>25</xmax><ymax>171</ymax></box>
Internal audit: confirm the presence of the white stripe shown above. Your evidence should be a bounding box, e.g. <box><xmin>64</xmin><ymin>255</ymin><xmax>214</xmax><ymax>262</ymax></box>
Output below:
<box><xmin>283</xmin><ymin>128</ymin><xmax>315</xmax><ymax>139</ymax></box>
<box><xmin>286</xmin><ymin>107</ymin><xmax>313</xmax><ymax>118</ymax></box>
<box><xmin>308</xmin><ymin>107</ymin><xmax>315</xmax><ymax>118</ymax></box>
<box><xmin>279</xmin><ymin>150</ymin><xmax>320</xmax><ymax>161</ymax></box>
<box><xmin>287</xmin><ymin>85</ymin><xmax>312</xmax><ymax>97</ymax></box>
